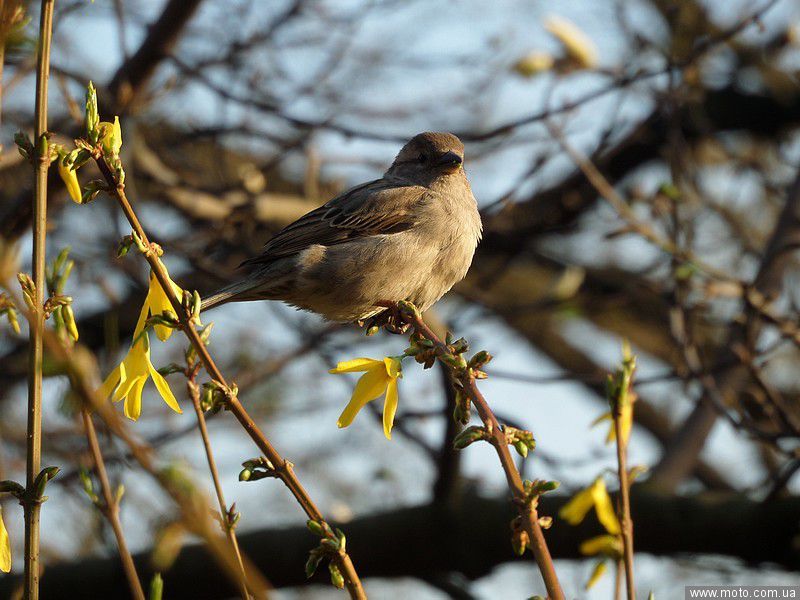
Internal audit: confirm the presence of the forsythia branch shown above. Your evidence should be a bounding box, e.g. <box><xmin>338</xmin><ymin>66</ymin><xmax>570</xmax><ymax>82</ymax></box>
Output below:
<box><xmin>395</xmin><ymin>301</ymin><xmax>564</xmax><ymax>600</ymax></box>
<box><xmin>83</xmin><ymin>103</ymin><xmax>365</xmax><ymax>599</ymax></box>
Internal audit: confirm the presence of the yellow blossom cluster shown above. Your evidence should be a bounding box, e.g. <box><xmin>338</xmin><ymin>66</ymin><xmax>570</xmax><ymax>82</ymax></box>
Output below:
<box><xmin>98</xmin><ymin>271</ymin><xmax>183</xmax><ymax>420</ymax></box>
<box><xmin>57</xmin><ymin>116</ymin><xmax>121</xmax><ymax>204</ymax></box>
<box><xmin>329</xmin><ymin>356</ymin><xmax>402</xmax><ymax>439</ymax></box>
<box><xmin>560</xmin><ymin>477</ymin><xmax>622</xmax><ymax>589</ymax></box>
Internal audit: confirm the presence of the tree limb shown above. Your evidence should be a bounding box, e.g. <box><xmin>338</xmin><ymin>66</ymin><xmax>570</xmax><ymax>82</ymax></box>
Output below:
<box><xmin>2</xmin><ymin>489</ymin><xmax>797</xmax><ymax>599</ymax></box>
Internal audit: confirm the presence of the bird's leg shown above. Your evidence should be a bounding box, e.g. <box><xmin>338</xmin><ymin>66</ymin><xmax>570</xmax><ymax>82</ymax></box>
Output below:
<box><xmin>364</xmin><ymin>301</ymin><xmax>410</xmax><ymax>335</ymax></box>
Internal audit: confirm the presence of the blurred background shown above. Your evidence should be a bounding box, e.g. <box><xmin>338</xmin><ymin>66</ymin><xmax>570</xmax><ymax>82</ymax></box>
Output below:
<box><xmin>2</xmin><ymin>0</ymin><xmax>800</xmax><ymax>597</ymax></box>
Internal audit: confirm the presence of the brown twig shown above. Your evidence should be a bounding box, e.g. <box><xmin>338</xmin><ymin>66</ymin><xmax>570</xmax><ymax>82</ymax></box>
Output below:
<box><xmin>23</xmin><ymin>2</ymin><xmax>54</xmax><ymax>598</ymax></box>
<box><xmin>398</xmin><ymin>306</ymin><xmax>563</xmax><ymax>600</ymax></box>
<box><xmin>90</xmin><ymin>152</ymin><xmax>366</xmax><ymax>599</ymax></box>
<box><xmin>545</xmin><ymin>120</ymin><xmax>736</xmax><ymax>284</ymax></box>
<box><xmin>7</xmin><ymin>278</ymin><xmax>268</xmax><ymax>597</ymax></box>
<box><xmin>42</xmin><ymin>331</ymin><xmax>273</xmax><ymax>599</ymax></box>
<box><xmin>186</xmin><ymin>373</ymin><xmax>252</xmax><ymax>600</ymax></box>
<box><xmin>613</xmin><ymin>412</ymin><xmax>635</xmax><ymax>599</ymax></box>
<box><xmin>80</xmin><ymin>409</ymin><xmax>145</xmax><ymax>600</ymax></box>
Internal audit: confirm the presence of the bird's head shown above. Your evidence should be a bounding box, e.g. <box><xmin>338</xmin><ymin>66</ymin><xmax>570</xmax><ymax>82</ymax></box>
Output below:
<box><xmin>386</xmin><ymin>132</ymin><xmax>465</xmax><ymax>184</ymax></box>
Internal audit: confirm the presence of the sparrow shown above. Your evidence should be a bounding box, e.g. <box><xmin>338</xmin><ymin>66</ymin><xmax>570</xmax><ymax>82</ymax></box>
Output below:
<box><xmin>200</xmin><ymin>132</ymin><xmax>482</xmax><ymax>322</ymax></box>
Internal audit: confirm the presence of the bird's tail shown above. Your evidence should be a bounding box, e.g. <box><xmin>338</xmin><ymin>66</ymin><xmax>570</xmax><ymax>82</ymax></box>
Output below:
<box><xmin>200</xmin><ymin>279</ymin><xmax>262</xmax><ymax>312</ymax></box>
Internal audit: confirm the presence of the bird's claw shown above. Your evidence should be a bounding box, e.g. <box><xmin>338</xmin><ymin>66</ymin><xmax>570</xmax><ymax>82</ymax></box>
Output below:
<box><xmin>363</xmin><ymin>302</ymin><xmax>410</xmax><ymax>335</ymax></box>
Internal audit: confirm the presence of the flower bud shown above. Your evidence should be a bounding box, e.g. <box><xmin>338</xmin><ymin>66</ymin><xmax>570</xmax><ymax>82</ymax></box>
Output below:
<box><xmin>329</xmin><ymin>563</ymin><xmax>345</xmax><ymax>589</ymax></box>
<box><xmin>469</xmin><ymin>350</ymin><xmax>492</xmax><ymax>368</ymax></box>
<box><xmin>62</xmin><ymin>305</ymin><xmax>79</xmax><ymax>341</ymax></box>
<box><xmin>306</xmin><ymin>520</ymin><xmax>325</xmax><ymax>537</ymax></box>
<box><xmin>58</xmin><ymin>157</ymin><xmax>82</xmax><ymax>204</ymax></box>
<box><xmin>85</xmin><ymin>82</ymin><xmax>99</xmax><ymax>142</ymax></box>
<box><xmin>453</xmin><ymin>426</ymin><xmax>488</xmax><ymax>449</ymax></box>
<box><xmin>6</xmin><ymin>308</ymin><xmax>20</xmax><ymax>334</ymax></box>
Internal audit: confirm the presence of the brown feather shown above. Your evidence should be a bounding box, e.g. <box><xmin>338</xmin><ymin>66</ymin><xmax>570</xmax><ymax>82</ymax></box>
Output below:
<box><xmin>240</xmin><ymin>178</ymin><xmax>426</xmax><ymax>268</ymax></box>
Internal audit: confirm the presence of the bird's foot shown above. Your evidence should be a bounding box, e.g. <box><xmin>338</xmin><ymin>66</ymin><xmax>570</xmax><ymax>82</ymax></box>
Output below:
<box><xmin>363</xmin><ymin>301</ymin><xmax>410</xmax><ymax>335</ymax></box>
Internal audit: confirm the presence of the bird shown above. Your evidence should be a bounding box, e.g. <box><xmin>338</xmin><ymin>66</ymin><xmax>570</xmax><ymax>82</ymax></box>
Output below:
<box><xmin>200</xmin><ymin>132</ymin><xmax>482</xmax><ymax>323</ymax></box>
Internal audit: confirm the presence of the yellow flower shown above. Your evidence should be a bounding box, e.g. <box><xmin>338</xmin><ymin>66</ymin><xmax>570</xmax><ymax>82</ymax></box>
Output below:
<box><xmin>0</xmin><ymin>506</ymin><xmax>10</xmax><ymax>573</ymax></box>
<box><xmin>559</xmin><ymin>477</ymin><xmax>621</xmax><ymax>535</ymax></box>
<box><xmin>585</xmin><ymin>559</ymin><xmax>607</xmax><ymax>590</ymax></box>
<box><xmin>514</xmin><ymin>51</ymin><xmax>555</xmax><ymax>76</ymax></box>
<box><xmin>58</xmin><ymin>156</ymin><xmax>82</xmax><ymax>204</ymax></box>
<box><xmin>98</xmin><ymin>335</ymin><xmax>181</xmax><ymax>421</ymax></box>
<box><xmin>615</xmin><ymin>402</ymin><xmax>633</xmax><ymax>445</ymax></box>
<box><xmin>100</xmin><ymin>116</ymin><xmax>122</xmax><ymax>155</ymax></box>
<box><xmin>564</xmin><ymin>479</ymin><xmax>624</xmax><ymax>591</ymax></box>
<box><xmin>592</xmin><ymin>396</ymin><xmax>635</xmax><ymax>446</ymax></box>
<box><xmin>330</xmin><ymin>357</ymin><xmax>402</xmax><ymax>439</ymax></box>
<box><xmin>544</xmin><ymin>15</ymin><xmax>598</xmax><ymax>69</ymax></box>
<box><xmin>579</xmin><ymin>536</ymin><xmax>622</xmax><ymax>588</ymax></box>
<box><xmin>98</xmin><ymin>268</ymin><xmax>185</xmax><ymax>420</ymax></box>
<box><xmin>591</xmin><ymin>404</ymin><xmax>633</xmax><ymax>446</ymax></box>
<box><xmin>135</xmin><ymin>271</ymin><xmax>183</xmax><ymax>342</ymax></box>
<box><xmin>580</xmin><ymin>534</ymin><xmax>623</xmax><ymax>557</ymax></box>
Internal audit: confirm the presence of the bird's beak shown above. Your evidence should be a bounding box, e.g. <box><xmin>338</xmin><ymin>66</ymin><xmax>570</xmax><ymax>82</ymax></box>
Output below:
<box><xmin>436</xmin><ymin>151</ymin><xmax>463</xmax><ymax>170</ymax></box>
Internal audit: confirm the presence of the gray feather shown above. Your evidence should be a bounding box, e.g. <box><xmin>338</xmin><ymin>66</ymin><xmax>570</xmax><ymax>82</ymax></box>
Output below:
<box><xmin>200</xmin><ymin>279</ymin><xmax>263</xmax><ymax>311</ymax></box>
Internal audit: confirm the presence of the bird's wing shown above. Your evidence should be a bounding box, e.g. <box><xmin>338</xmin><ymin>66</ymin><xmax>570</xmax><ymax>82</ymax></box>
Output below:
<box><xmin>241</xmin><ymin>178</ymin><xmax>427</xmax><ymax>268</ymax></box>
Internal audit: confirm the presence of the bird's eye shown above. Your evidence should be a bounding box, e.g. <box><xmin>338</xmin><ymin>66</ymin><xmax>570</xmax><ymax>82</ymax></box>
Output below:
<box><xmin>417</xmin><ymin>153</ymin><xmax>426</xmax><ymax>163</ymax></box>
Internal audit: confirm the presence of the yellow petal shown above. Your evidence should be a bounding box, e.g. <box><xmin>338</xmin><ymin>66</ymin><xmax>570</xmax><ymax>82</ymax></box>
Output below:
<box><xmin>590</xmin><ymin>479</ymin><xmax>621</xmax><ymax>535</ymax></box>
<box><xmin>514</xmin><ymin>51</ymin><xmax>555</xmax><ymax>76</ymax></box>
<box><xmin>148</xmin><ymin>362</ymin><xmax>182</xmax><ymax>414</ymax></box>
<box><xmin>58</xmin><ymin>158</ymin><xmax>82</xmax><ymax>204</ymax></box>
<box><xmin>0</xmin><ymin>507</ymin><xmax>10</xmax><ymax>573</ymax></box>
<box><xmin>382</xmin><ymin>378</ymin><xmax>399</xmax><ymax>439</ymax></box>
<box><xmin>585</xmin><ymin>559</ymin><xmax>607</xmax><ymax>589</ymax></box>
<box><xmin>113</xmin><ymin>373</ymin><xmax>142</xmax><ymax>405</ymax></box>
<box><xmin>99</xmin><ymin>118</ymin><xmax>123</xmax><ymax>155</ymax></box>
<box><xmin>605</xmin><ymin>421</ymin><xmax>616</xmax><ymax>444</ymax></box>
<box><xmin>580</xmin><ymin>534</ymin><xmax>622</xmax><ymax>557</ymax></box>
<box><xmin>98</xmin><ymin>363</ymin><xmax>123</xmax><ymax>400</ymax></box>
<box><xmin>112</xmin><ymin>116</ymin><xmax>122</xmax><ymax>154</ymax></box>
<box><xmin>591</xmin><ymin>411</ymin><xmax>612</xmax><ymax>428</ymax></box>
<box><xmin>112</xmin><ymin>340</ymin><xmax>149</xmax><ymax>402</ymax></box>
<box><xmin>124</xmin><ymin>376</ymin><xmax>146</xmax><ymax>421</ymax></box>
<box><xmin>133</xmin><ymin>296</ymin><xmax>150</xmax><ymax>339</ymax></box>
<box><xmin>618</xmin><ymin>403</ymin><xmax>633</xmax><ymax>446</ymax></box>
<box><xmin>603</xmin><ymin>404</ymin><xmax>634</xmax><ymax>445</ymax></box>
<box><xmin>559</xmin><ymin>485</ymin><xmax>595</xmax><ymax>525</ymax></box>
<box><xmin>329</xmin><ymin>357</ymin><xmax>383</xmax><ymax>374</ymax></box>
<box><xmin>383</xmin><ymin>356</ymin><xmax>402</xmax><ymax>379</ymax></box>
<box><xmin>544</xmin><ymin>15</ymin><xmax>598</xmax><ymax>69</ymax></box>
<box><xmin>148</xmin><ymin>271</ymin><xmax>182</xmax><ymax>341</ymax></box>
<box><xmin>337</xmin><ymin>365</ymin><xmax>389</xmax><ymax>428</ymax></box>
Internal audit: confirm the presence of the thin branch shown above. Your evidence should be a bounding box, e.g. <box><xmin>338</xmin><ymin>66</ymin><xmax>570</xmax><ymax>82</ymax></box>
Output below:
<box><xmin>186</xmin><ymin>374</ymin><xmax>252</xmax><ymax>600</ymax></box>
<box><xmin>24</xmin><ymin>2</ymin><xmax>55</xmax><ymax>598</ymax></box>
<box><xmin>90</xmin><ymin>150</ymin><xmax>366</xmax><ymax>599</ymax></box>
<box><xmin>80</xmin><ymin>410</ymin><xmax>145</xmax><ymax>600</ymax></box>
<box><xmin>40</xmin><ymin>328</ymin><xmax>273</xmax><ymax>599</ymax></box>
<box><xmin>613</xmin><ymin>408</ymin><xmax>635</xmax><ymax>599</ymax></box>
<box><xmin>399</xmin><ymin>306</ymin><xmax>564</xmax><ymax>600</ymax></box>
<box><xmin>106</xmin><ymin>0</ymin><xmax>203</xmax><ymax>112</ymax></box>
